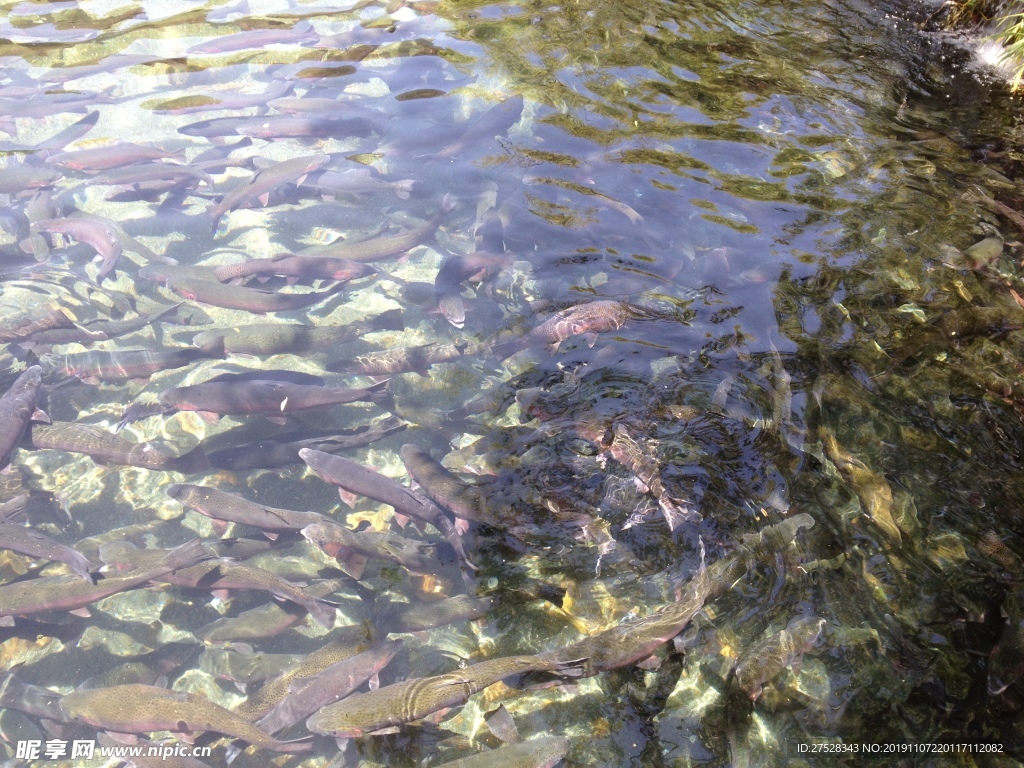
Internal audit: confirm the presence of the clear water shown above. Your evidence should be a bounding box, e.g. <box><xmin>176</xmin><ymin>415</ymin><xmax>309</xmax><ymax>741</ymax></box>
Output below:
<box><xmin>3</xmin><ymin>0</ymin><xmax>1024</xmax><ymax>765</ymax></box>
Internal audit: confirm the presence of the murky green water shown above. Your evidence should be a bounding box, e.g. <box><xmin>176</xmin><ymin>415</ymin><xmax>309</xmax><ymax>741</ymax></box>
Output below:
<box><xmin>3</xmin><ymin>0</ymin><xmax>1024</xmax><ymax>765</ymax></box>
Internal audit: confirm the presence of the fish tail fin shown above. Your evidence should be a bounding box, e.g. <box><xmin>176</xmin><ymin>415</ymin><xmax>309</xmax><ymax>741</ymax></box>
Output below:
<box><xmin>441</xmin><ymin>192</ymin><xmax>456</xmax><ymax>214</ymax></box>
<box><xmin>164</xmin><ymin>538</ymin><xmax>214</xmax><ymax>570</ymax></box>
<box><xmin>365</xmin><ymin>379</ymin><xmax>391</xmax><ymax>402</ymax></box>
<box><xmin>197</xmin><ymin>333</ymin><xmax>226</xmax><ymax>358</ymax></box>
<box><xmin>306</xmin><ymin>599</ymin><xmax>337</xmax><ymax>629</ymax></box>
<box><xmin>394</xmin><ymin>180</ymin><xmax>415</xmax><ymax>199</ymax></box>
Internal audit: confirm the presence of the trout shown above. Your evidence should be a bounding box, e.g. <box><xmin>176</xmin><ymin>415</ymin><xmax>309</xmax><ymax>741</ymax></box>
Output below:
<box><xmin>0</xmin><ymin>366</ymin><xmax>43</xmax><ymax>469</ymax></box>
<box><xmin>98</xmin><ymin>542</ymin><xmax>336</xmax><ymax>629</ymax></box>
<box><xmin>167</xmin><ymin>484</ymin><xmax>329</xmax><ymax>533</ymax></box>
<box><xmin>821</xmin><ymin>430</ymin><xmax>902</xmax><ymax>545</ymax></box>
<box><xmin>27</xmin><ymin>422</ymin><xmax>209</xmax><ymax>473</ymax></box>
<box><xmin>377</xmin><ymin>594</ymin><xmax>495</xmax><ymax>634</ymax></box>
<box><xmin>207</xmin><ymin>417</ymin><xmax>406</xmax><ymax>471</ymax></box>
<box><xmin>329</xmin><ymin>341</ymin><xmax>476</xmax><ymax>377</ymax></box>
<box><xmin>734</xmin><ymin>616</ymin><xmax>827</xmax><ymax>700</ymax></box>
<box><xmin>39</xmin><ymin>336</ymin><xmax>224</xmax><ymax>383</ymax></box>
<box><xmin>158</xmin><ymin>377</ymin><xmax>389</xmax><ymax>416</ymax></box>
<box><xmin>489</xmin><ymin>301</ymin><xmax>666</xmax><ymax>359</ymax></box>
<box><xmin>306</xmin><ymin>654</ymin><xmax>582</xmax><ymax>738</ymax></box>
<box><xmin>197</xmin><ymin>579</ymin><xmax>350</xmax><ymax>643</ymax></box>
<box><xmin>400</xmin><ymin>444</ymin><xmax>503</xmax><ymax>526</ymax></box>
<box><xmin>433</xmin><ymin>737</ymin><xmax>571</xmax><ymax>768</ymax></box>
<box><xmin>256</xmin><ymin>640</ymin><xmax>403</xmax><ymax>735</ymax></box>
<box><xmin>233</xmin><ymin>625</ymin><xmax>374</xmax><ymax>720</ymax></box>
<box><xmin>58</xmin><ymin>684</ymin><xmax>312</xmax><ymax>753</ymax></box>
<box><xmin>30</xmin><ymin>215</ymin><xmax>122</xmax><ymax>284</ymax></box>
<box><xmin>191</xmin><ymin>308</ymin><xmax>403</xmax><ymax>355</ymax></box>
<box><xmin>302</xmin><ymin>520</ymin><xmax>441</xmax><ymax>578</ymax></box>
<box><xmin>0</xmin><ymin>539</ymin><xmax>209</xmax><ymax>623</ymax></box>
<box><xmin>299</xmin><ymin>194</ymin><xmax>455</xmax><ymax>263</ymax></box>
<box><xmin>165</xmin><ymin>276</ymin><xmax>346</xmax><ymax>313</ymax></box>
<box><xmin>212</xmin><ymin>254</ymin><xmax>375</xmax><ymax>284</ymax></box>
<box><xmin>0</xmin><ymin>499</ymin><xmax>94</xmax><ymax>580</ymax></box>
<box><xmin>207</xmin><ymin>153</ymin><xmax>330</xmax><ymax>233</ymax></box>
<box><xmin>301</xmin><ymin>449</ymin><xmax>473</xmax><ymax>571</ymax></box>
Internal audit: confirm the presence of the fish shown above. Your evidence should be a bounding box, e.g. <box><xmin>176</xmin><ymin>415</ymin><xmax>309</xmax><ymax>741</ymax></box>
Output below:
<box><xmin>255</xmin><ymin>640</ymin><xmax>403</xmax><ymax>735</ymax></box>
<box><xmin>98</xmin><ymin>542</ymin><xmax>337</xmax><ymax>629</ymax></box>
<box><xmin>233</xmin><ymin>625</ymin><xmax>374</xmax><ymax>720</ymax></box>
<box><xmin>232</xmin><ymin>115</ymin><xmax>377</xmax><ymax>140</ymax></box>
<box><xmin>301</xmin><ymin>520</ymin><xmax>443</xmax><ymax>578</ymax></box>
<box><xmin>733</xmin><ymin>616</ymin><xmax>827</xmax><ymax>700</ymax></box>
<box><xmin>158</xmin><ymin>376</ymin><xmax>389</xmax><ymax>418</ymax></box>
<box><xmin>537</xmin><ymin>562</ymin><xmax>716</xmax><ymax>676</ymax></box>
<box><xmin>207</xmin><ymin>417</ymin><xmax>407</xmax><ymax>470</ymax></box>
<box><xmin>166</xmin><ymin>484</ymin><xmax>329</xmax><ymax>534</ymax></box>
<box><xmin>164</xmin><ymin>276</ymin><xmax>347</xmax><ymax>312</ymax></box>
<box><xmin>207</xmin><ymin>153</ymin><xmax>331</xmax><ymax>233</ymax></box>
<box><xmin>47</xmin><ymin>144</ymin><xmax>185</xmax><ymax>172</ymax></box>
<box><xmin>0</xmin><ymin>538</ymin><xmax>210</xmax><ymax>624</ymax></box>
<box><xmin>376</xmin><ymin>594</ymin><xmax>495</xmax><ymax>634</ymax></box>
<box><xmin>306</xmin><ymin>653</ymin><xmax>583</xmax><ymax>738</ymax></box>
<box><xmin>21</xmin><ymin>303</ymin><xmax>184</xmax><ymax>346</ymax></box>
<box><xmin>0</xmin><ymin>310</ymin><xmax>75</xmax><ymax>343</ymax></box>
<box><xmin>212</xmin><ymin>254</ymin><xmax>376</xmax><ymax>284</ymax></box>
<box><xmin>0</xmin><ymin>496</ymin><xmax>94</xmax><ymax>580</ymax></box>
<box><xmin>820</xmin><ymin>430</ymin><xmax>902</xmax><ymax>545</ymax></box>
<box><xmin>26</xmin><ymin>422</ymin><xmax>210</xmax><ymax>473</ymax></box>
<box><xmin>400</xmin><ymin>444</ymin><xmax>503</xmax><ymax>526</ymax></box>
<box><xmin>0</xmin><ymin>164</ymin><xmax>63</xmax><ymax>194</ymax></box>
<box><xmin>298</xmin><ymin>193</ymin><xmax>455</xmax><ymax>263</ymax></box>
<box><xmin>434</xmin><ymin>251</ymin><xmax>514</xmax><ymax>328</ymax></box>
<box><xmin>0</xmin><ymin>673</ymin><xmax>64</xmax><ymax>721</ymax></box>
<box><xmin>191</xmin><ymin>308</ymin><xmax>404</xmax><ymax>355</ymax></box>
<box><xmin>0</xmin><ymin>366</ymin><xmax>44</xmax><ymax>469</ymax></box>
<box><xmin>435</xmin><ymin>95</ymin><xmax>525</xmax><ymax>159</ymax></box>
<box><xmin>188</xmin><ymin>22</ymin><xmax>319</xmax><ymax>53</ymax></box>
<box><xmin>432</xmin><ymin>737</ymin><xmax>571</xmax><ymax>768</ymax></box>
<box><xmin>199</xmin><ymin>646</ymin><xmax>305</xmax><ymax>687</ymax></box>
<box><xmin>489</xmin><ymin>301</ymin><xmax>667</xmax><ymax>359</ymax></box>
<box><xmin>29</xmin><ymin>215</ymin><xmax>122</xmax><ymax>284</ymax></box>
<box><xmin>300</xmin><ymin>168</ymin><xmax>415</xmax><ymax>199</ymax></box>
<box><xmin>39</xmin><ymin>335</ymin><xmax>225</xmax><ymax>383</ymax></box>
<box><xmin>197</xmin><ymin>579</ymin><xmax>351</xmax><ymax>643</ymax></box>
<box><xmin>300</xmin><ymin>449</ymin><xmax>474</xmax><ymax>571</ymax></box>
<box><xmin>58</xmin><ymin>684</ymin><xmax>312</xmax><ymax>753</ymax></box>
<box><xmin>328</xmin><ymin>341</ymin><xmax>477</xmax><ymax>377</ymax></box>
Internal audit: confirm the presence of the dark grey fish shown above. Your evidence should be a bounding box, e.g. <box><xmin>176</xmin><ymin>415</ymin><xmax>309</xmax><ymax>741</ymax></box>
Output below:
<box><xmin>435</xmin><ymin>95</ymin><xmax>524</xmax><ymax>159</ymax></box>
<box><xmin>0</xmin><ymin>673</ymin><xmax>63</xmax><ymax>721</ymax></box>
<box><xmin>208</xmin><ymin>417</ymin><xmax>406</xmax><ymax>470</ymax></box>
<box><xmin>21</xmin><ymin>303</ymin><xmax>184</xmax><ymax>346</ymax></box>
<box><xmin>99</xmin><ymin>542</ymin><xmax>336</xmax><ymax>629</ymax></box>
<box><xmin>256</xmin><ymin>640</ymin><xmax>403</xmax><ymax>735</ymax></box>
<box><xmin>399</xmin><ymin>444</ymin><xmax>503</xmax><ymax>526</ymax></box>
<box><xmin>166</xmin><ymin>484</ymin><xmax>329</xmax><ymax>533</ymax></box>
<box><xmin>301</xmin><ymin>520</ymin><xmax>442</xmax><ymax>578</ymax></box>
<box><xmin>434</xmin><ymin>251</ymin><xmax>513</xmax><ymax>328</ymax></box>
<box><xmin>213</xmin><ymin>254</ymin><xmax>376</xmax><ymax>284</ymax></box>
<box><xmin>197</xmin><ymin>579</ymin><xmax>350</xmax><ymax>643</ymax></box>
<box><xmin>233</xmin><ymin>625</ymin><xmax>374</xmax><ymax>720</ymax></box>
<box><xmin>377</xmin><ymin>594</ymin><xmax>495</xmax><ymax>634</ymax></box>
<box><xmin>0</xmin><ymin>366</ymin><xmax>43</xmax><ymax>469</ymax></box>
<box><xmin>158</xmin><ymin>377</ymin><xmax>388</xmax><ymax>417</ymax></box>
<box><xmin>0</xmin><ymin>511</ymin><xmax>94</xmax><ymax>580</ymax></box>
